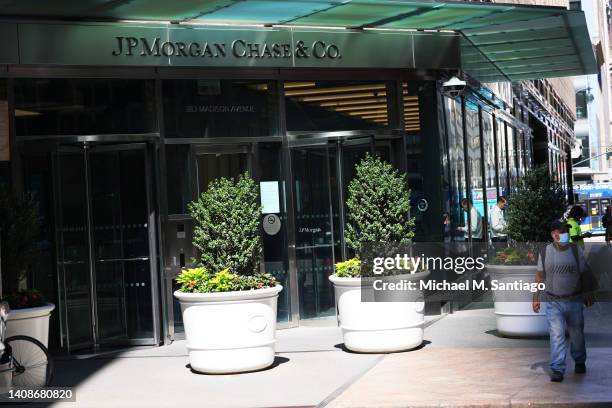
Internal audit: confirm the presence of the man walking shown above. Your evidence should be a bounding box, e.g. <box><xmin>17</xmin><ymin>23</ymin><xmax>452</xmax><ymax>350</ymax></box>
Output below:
<box><xmin>489</xmin><ymin>196</ymin><xmax>507</xmax><ymax>243</ymax></box>
<box><xmin>533</xmin><ymin>220</ymin><xmax>593</xmax><ymax>382</ymax></box>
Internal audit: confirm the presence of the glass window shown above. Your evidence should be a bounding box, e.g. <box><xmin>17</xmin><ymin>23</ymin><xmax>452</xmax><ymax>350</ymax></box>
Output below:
<box><xmin>258</xmin><ymin>143</ymin><xmax>290</xmax><ymax>323</ymax></box>
<box><xmin>285</xmin><ymin>81</ymin><xmax>394</xmax><ymax>131</ymax></box>
<box><xmin>482</xmin><ymin>111</ymin><xmax>499</xmax><ymax>220</ymax></box>
<box><xmin>14</xmin><ymin>79</ymin><xmax>157</xmax><ymax>136</ymax></box>
<box><xmin>163</xmin><ymin>80</ymin><xmax>277</xmax><ymax>138</ymax></box>
<box><xmin>507</xmin><ymin>126</ymin><xmax>518</xmax><ymax>191</ymax></box>
<box><xmin>443</xmin><ymin>97</ymin><xmax>466</xmax><ymax>242</ymax></box>
<box><xmin>0</xmin><ymin>79</ymin><xmax>9</xmax><ymax>184</ymax></box>
<box><xmin>165</xmin><ymin>144</ymin><xmax>193</xmax><ymax>215</ymax></box>
<box><xmin>465</xmin><ymin>101</ymin><xmax>484</xmax><ymax>241</ymax></box>
<box><xmin>496</xmin><ymin>119</ymin><xmax>509</xmax><ymax>196</ymax></box>
<box><xmin>517</xmin><ymin>131</ymin><xmax>525</xmax><ymax>178</ymax></box>
<box><xmin>524</xmin><ymin>133</ymin><xmax>533</xmax><ymax>169</ymax></box>
<box><xmin>576</xmin><ymin>90</ymin><xmax>588</xmax><ymax>119</ymax></box>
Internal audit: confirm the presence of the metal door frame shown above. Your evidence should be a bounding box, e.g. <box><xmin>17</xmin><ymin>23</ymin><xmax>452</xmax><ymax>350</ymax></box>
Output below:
<box><xmin>53</xmin><ymin>141</ymin><xmax>160</xmax><ymax>351</ymax></box>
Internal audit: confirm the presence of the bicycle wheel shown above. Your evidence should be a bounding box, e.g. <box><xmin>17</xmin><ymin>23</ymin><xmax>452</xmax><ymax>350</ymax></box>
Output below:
<box><xmin>5</xmin><ymin>335</ymin><xmax>53</xmax><ymax>387</ymax></box>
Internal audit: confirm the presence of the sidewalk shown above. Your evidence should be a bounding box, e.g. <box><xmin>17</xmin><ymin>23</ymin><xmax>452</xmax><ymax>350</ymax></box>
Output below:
<box><xmin>328</xmin><ymin>304</ymin><xmax>612</xmax><ymax>408</ymax></box>
<box><xmin>43</xmin><ymin>303</ymin><xmax>612</xmax><ymax>408</ymax></box>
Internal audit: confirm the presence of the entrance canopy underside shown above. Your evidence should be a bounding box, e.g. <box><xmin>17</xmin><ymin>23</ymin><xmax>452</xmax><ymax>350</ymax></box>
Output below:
<box><xmin>0</xmin><ymin>0</ymin><xmax>597</xmax><ymax>81</ymax></box>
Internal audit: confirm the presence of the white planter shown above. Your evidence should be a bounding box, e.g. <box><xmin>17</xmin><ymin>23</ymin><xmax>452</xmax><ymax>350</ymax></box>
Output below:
<box><xmin>174</xmin><ymin>285</ymin><xmax>282</xmax><ymax>374</ymax></box>
<box><xmin>6</xmin><ymin>303</ymin><xmax>55</xmax><ymax>348</ymax></box>
<box><xmin>487</xmin><ymin>264</ymin><xmax>548</xmax><ymax>337</ymax></box>
<box><xmin>329</xmin><ymin>271</ymin><xmax>430</xmax><ymax>353</ymax></box>
<box><xmin>0</xmin><ymin>342</ymin><xmax>11</xmax><ymax>394</ymax></box>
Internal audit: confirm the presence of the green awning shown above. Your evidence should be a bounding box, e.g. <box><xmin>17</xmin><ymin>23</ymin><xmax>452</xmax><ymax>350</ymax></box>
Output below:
<box><xmin>0</xmin><ymin>0</ymin><xmax>597</xmax><ymax>81</ymax></box>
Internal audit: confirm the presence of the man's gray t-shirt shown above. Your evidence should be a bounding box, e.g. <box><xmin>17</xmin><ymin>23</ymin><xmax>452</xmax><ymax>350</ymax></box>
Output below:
<box><xmin>536</xmin><ymin>244</ymin><xmax>587</xmax><ymax>296</ymax></box>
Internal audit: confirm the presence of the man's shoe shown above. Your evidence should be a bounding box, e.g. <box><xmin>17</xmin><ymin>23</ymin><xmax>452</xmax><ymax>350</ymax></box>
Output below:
<box><xmin>550</xmin><ymin>371</ymin><xmax>564</xmax><ymax>382</ymax></box>
<box><xmin>575</xmin><ymin>364</ymin><xmax>586</xmax><ymax>374</ymax></box>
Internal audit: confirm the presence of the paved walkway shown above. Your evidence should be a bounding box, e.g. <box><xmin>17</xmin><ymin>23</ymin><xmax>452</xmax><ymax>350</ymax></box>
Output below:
<box><xmin>328</xmin><ymin>304</ymin><xmax>612</xmax><ymax>408</ymax></box>
<box><xmin>40</xmin><ymin>303</ymin><xmax>612</xmax><ymax>408</ymax></box>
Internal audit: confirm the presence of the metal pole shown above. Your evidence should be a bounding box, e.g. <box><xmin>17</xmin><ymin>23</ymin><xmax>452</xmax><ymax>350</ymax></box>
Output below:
<box><xmin>572</xmin><ymin>149</ymin><xmax>611</xmax><ymax>168</ymax></box>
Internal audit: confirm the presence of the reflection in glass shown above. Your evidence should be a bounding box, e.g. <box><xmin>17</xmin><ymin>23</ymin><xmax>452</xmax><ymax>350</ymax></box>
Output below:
<box><xmin>196</xmin><ymin>150</ymin><xmax>248</xmax><ymax>193</ymax></box>
<box><xmin>166</xmin><ymin>145</ymin><xmax>193</xmax><ymax>215</ymax></box>
<box><xmin>56</xmin><ymin>153</ymin><xmax>93</xmax><ymax>348</ymax></box>
<box><xmin>285</xmin><ymin>81</ymin><xmax>392</xmax><ymax>131</ymax></box>
<box><xmin>90</xmin><ymin>148</ymin><xmax>153</xmax><ymax>340</ymax></box>
<box><xmin>443</xmin><ymin>97</ymin><xmax>466</xmax><ymax>242</ymax></box>
<box><xmin>482</xmin><ymin>111</ymin><xmax>499</xmax><ymax>219</ymax></box>
<box><xmin>292</xmin><ymin>147</ymin><xmax>335</xmax><ymax>319</ymax></box>
<box><xmin>14</xmin><ymin>79</ymin><xmax>156</xmax><ymax>136</ymax></box>
<box><xmin>163</xmin><ymin>80</ymin><xmax>277</xmax><ymax>138</ymax></box>
<box><xmin>465</xmin><ymin>102</ymin><xmax>484</xmax><ymax>241</ymax></box>
<box><xmin>258</xmin><ymin>143</ymin><xmax>290</xmax><ymax>323</ymax></box>
<box><xmin>496</xmin><ymin>118</ymin><xmax>509</xmax><ymax>196</ymax></box>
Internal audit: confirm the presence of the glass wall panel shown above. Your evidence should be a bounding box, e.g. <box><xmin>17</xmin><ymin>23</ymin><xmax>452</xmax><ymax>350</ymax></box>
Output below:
<box><xmin>482</xmin><ymin>111</ymin><xmax>499</xmax><ymax>222</ymax></box>
<box><xmin>163</xmin><ymin>80</ymin><xmax>277</xmax><ymax>138</ymax></box>
<box><xmin>524</xmin><ymin>133</ymin><xmax>533</xmax><ymax>169</ymax></box>
<box><xmin>14</xmin><ymin>79</ymin><xmax>157</xmax><ymax>136</ymax></box>
<box><xmin>443</xmin><ymin>97</ymin><xmax>467</xmax><ymax>242</ymax></box>
<box><xmin>292</xmin><ymin>146</ymin><xmax>336</xmax><ymax>319</ymax></box>
<box><xmin>285</xmin><ymin>81</ymin><xmax>394</xmax><ymax>131</ymax></box>
<box><xmin>0</xmin><ymin>79</ymin><xmax>8</xmax><ymax>183</ymax></box>
<box><xmin>496</xmin><ymin>118</ymin><xmax>509</xmax><ymax>196</ymax></box>
<box><xmin>517</xmin><ymin>131</ymin><xmax>526</xmax><ymax>178</ymax></box>
<box><xmin>258</xmin><ymin>143</ymin><xmax>290</xmax><ymax>323</ymax></box>
<box><xmin>465</xmin><ymin>102</ymin><xmax>485</xmax><ymax>242</ymax></box>
<box><xmin>507</xmin><ymin>126</ymin><xmax>518</xmax><ymax>191</ymax></box>
<box><xmin>166</xmin><ymin>144</ymin><xmax>193</xmax><ymax>215</ymax></box>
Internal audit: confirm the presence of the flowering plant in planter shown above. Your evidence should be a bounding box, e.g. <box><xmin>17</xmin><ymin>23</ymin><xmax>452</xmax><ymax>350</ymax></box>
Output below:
<box><xmin>3</xmin><ymin>289</ymin><xmax>47</xmax><ymax>310</ymax></box>
<box><xmin>175</xmin><ymin>173</ymin><xmax>278</xmax><ymax>291</ymax></box>
<box><xmin>173</xmin><ymin>172</ymin><xmax>282</xmax><ymax>374</ymax></box>
<box><xmin>176</xmin><ymin>267</ymin><xmax>276</xmax><ymax>293</ymax></box>
<box><xmin>490</xmin><ymin>247</ymin><xmax>537</xmax><ymax>266</ymax></box>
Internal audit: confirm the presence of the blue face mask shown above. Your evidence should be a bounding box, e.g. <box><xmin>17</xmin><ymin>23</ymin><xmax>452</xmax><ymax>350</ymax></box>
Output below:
<box><xmin>559</xmin><ymin>232</ymin><xmax>570</xmax><ymax>244</ymax></box>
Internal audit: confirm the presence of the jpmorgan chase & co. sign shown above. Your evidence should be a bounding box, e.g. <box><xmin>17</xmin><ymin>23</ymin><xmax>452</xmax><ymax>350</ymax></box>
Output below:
<box><xmin>1</xmin><ymin>22</ymin><xmax>460</xmax><ymax>69</ymax></box>
<box><xmin>111</xmin><ymin>36</ymin><xmax>342</xmax><ymax>60</ymax></box>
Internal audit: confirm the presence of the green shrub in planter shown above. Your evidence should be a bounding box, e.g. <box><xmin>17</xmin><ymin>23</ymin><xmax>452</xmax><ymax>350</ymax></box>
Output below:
<box><xmin>505</xmin><ymin>166</ymin><xmax>566</xmax><ymax>244</ymax></box>
<box><xmin>189</xmin><ymin>173</ymin><xmax>262</xmax><ymax>276</ymax></box>
<box><xmin>492</xmin><ymin>166</ymin><xmax>566</xmax><ymax>265</ymax></box>
<box><xmin>177</xmin><ymin>172</ymin><xmax>276</xmax><ymax>292</ymax></box>
<box><xmin>339</xmin><ymin>154</ymin><xmax>414</xmax><ymax>277</ymax></box>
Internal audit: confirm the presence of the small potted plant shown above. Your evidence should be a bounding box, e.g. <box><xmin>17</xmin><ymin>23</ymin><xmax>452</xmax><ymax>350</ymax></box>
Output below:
<box><xmin>487</xmin><ymin>166</ymin><xmax>566</xmax><ymax>337</ymax></box>
<box><xmin>0</xmin><ymin>185</ymin><xmax>55</xmax><ymax>347</ymax></box>
<box><xmin>329</xmin><ymin>155</ymin><xmax>429</xmax><ymax>353</ymax></box>
<box><xmin>174</xmin><ymin>173</ymin><xmax>282</xmax><ymax>374</ymax></box>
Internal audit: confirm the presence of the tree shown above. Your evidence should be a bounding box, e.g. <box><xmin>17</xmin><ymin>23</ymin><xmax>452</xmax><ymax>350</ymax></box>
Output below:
<box><xmin>344</xmin><ymin>154</ymin><xmax>414</xmax><ymax>256</ymax></box>
<box><xmin>188</xmin><ymin>172</ymin><xmax>262</xmax><ymax>276</ymax></box>
<box><xmin>505</xmin><ymin>166</ymin><xmax>566</xmax><ymax>243</ymax></box>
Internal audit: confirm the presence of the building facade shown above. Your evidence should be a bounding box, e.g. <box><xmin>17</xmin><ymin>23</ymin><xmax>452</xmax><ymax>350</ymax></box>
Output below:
<box><xmin>0</xmin><ymin>1</ymin><xmax>595</xmax><ymax>352</ymax></box>
<box><xmin>571</xmin><ymin>0</ymin><xmax>612</xmax><ymax>184</ymax></box>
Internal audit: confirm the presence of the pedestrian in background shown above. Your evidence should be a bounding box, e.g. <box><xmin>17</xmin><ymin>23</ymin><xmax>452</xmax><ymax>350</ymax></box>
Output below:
<box><xmin>566</xmin><ymin>205</ymin><xmax>592</xmax><ymax>248</ymax></box>
<box><xmin>489</xmin><ymin>196</ymin><xmax>508</xmax><ymax>243</ymax></box>
<box><xmin>602</xmin><ymin>206</ymin><xmax>612</xmax><ymax>244</ymax></box>
<box><xmin>459</xmin><ymin>198</ymin><xmax>483</xmax><ymax>242</ymax></box>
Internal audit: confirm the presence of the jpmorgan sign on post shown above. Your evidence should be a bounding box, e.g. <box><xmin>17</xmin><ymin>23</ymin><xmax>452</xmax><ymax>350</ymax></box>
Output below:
<box><xmin>6</xmin><ymin>22</ymin><xmax>460</xmax><ymax>69</ymax></box>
